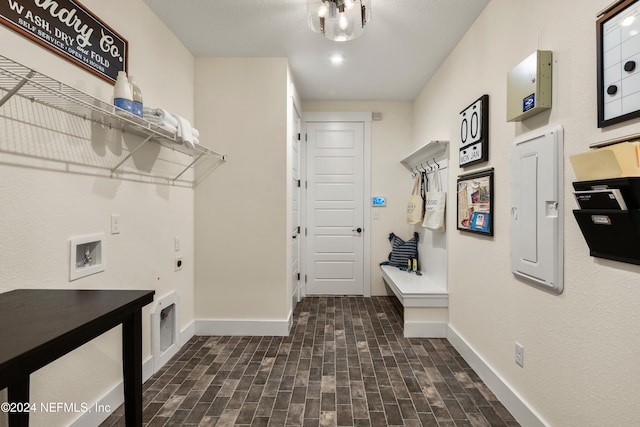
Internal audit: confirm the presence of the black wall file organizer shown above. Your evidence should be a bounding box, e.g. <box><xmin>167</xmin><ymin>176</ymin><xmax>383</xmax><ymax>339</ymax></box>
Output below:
<box><xmin>573</xmin><ymin>177</ymin><xmax>640</xmax><ymax>265</ymax></box>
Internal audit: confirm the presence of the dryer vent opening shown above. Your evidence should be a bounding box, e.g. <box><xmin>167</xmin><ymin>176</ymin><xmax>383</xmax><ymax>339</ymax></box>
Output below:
<box><xmin>151</xmin><ymin>292</ymin><xmax>180</xmax><ymax>373</ymax></box>
<box><xmin>160</xmin><ymin>304</ymin><xmax>175</xmax><ymax>353</ymax></box>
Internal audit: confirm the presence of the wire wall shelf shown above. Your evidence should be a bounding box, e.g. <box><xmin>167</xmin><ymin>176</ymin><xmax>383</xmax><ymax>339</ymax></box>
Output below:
<box><xmin>0</xmin><ymin>54</ymin><xmax>226</xmax><ymax>184</ymax></box>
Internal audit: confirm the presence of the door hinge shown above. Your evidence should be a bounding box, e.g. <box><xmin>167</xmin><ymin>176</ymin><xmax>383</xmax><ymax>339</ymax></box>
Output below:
<box><xmin>297</xmin><ymin>272</ymin><xmax>300</xmax><ymax>281</ymax></box>
<box><xmin>305</xmin><ymin>181</ymin><xmax>308</xmax><ymax>189</ymax></box>
<box><xmin>297</xmin><ymin>180</ymin><xmax>301</xmax><ymax>188</ymax></box>
<box><xmin>297</xmin><ymin>226</ymin><xmax>301</xmax><ymax>234</ymax></box>
<box><xmin>305</xmin><ymin>228</ymin><xmax>308</xmax><ymax>236</ymax></box>
<box><xmin>305</xmin><ymin>274</ymin><xmax>308</xmax><ymax>283</ymax></box>
<box><xmin>305</xmin><ymin>133</ymin><xmax>308</xmax><ymax>142</ymax></box>
<box><xmin>297</xmin><ymin>133</ymin><xmax>301</xmax><ymax>141</ymax></box>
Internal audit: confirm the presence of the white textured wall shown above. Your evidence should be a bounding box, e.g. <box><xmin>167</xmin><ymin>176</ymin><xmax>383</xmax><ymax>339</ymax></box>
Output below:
<box><xmin>302</xmin><ymin>102</ymin><xmax>414</xmax><ymax>296</ymax></box>
<box><xmin>413</xmin><ymin>0</ymin><xmax>640</xmax><ymax>425</ymax></box>
<box><xmin>194</xmin><ymin>58</ymin><xmax>290</xmax><ymax>321</ymax></box>
<box><xmin>0</xmin><ymin>0</ymin><xmax>195</xmax><ymax>425</ymax></box>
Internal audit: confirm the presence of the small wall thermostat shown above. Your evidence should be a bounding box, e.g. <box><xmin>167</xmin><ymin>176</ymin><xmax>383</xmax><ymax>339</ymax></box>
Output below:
<box><xmin>372</xmin><ymin>196</ymin><xmax>386</xmax><ymax>206</ymax></box>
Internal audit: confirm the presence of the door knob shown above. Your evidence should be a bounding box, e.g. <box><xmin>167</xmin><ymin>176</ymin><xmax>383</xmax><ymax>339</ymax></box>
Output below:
<box><xmin>353</xmin><ymin>227</ymin><xmax>363</xmax><ymax>233</ymax></box>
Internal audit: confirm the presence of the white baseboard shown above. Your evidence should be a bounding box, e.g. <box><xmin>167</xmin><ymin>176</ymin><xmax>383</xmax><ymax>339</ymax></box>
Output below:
<box><xmin>195</xmin><ymin>315</ymin><xmax>292</xmax><ymax>336</ymax></box>
<box><xmin>69</xmin><ymin>313</ymin><xmax>286</xmax><ymax>427</ymax></box>
<box><xmin>404</xmin><ymin>321</ymin><xmax>448</xmax><ymax>338</ymax></box>
<box><xmin>70</xmin><ymin>317</ymin><xmax>196</xmax><ymax>427</ymax></box>
<box><xmin>446</xmin><ymin>325</ymin><xmax>549</xmax><ymax>427</ymax></box>
<box><xmin>70</xmin><ymin>356</ymin><xmax>154</xmax><ymax>427</ymax></box>
<box><xmin>66</xmin><ymin>305</ymin><xmax>291</xmax><ymax>426</ymax></box>
<box><xmin>181</xmin><ymin>320</ymin><xmax>195</xmax><ymax>346</ymax></box>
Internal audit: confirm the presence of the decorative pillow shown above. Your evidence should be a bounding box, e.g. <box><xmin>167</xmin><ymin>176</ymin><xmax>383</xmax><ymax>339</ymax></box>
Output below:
<box><xmin>382</xmin><ymin>232</ymin><xmax>419</xmax><ymax>268</ymax></box>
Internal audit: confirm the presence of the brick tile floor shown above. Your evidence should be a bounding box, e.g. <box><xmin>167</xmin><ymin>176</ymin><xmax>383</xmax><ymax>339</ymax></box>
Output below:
<box><xmin>101</xmin><ymin>296</ymin><xmax>519</xmax><ymax>426</ymax></box>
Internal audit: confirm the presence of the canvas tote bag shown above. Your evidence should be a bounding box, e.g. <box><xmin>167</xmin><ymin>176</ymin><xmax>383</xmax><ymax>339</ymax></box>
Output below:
<box><xmin>406</xmin><ymin>175</ymin><xmax>424</xmax><ymax>225</ymax></box>
<box><xmin>422</xmin><ymin>168</ymin><xmax>446</xmax><ymax>231</ymax></box>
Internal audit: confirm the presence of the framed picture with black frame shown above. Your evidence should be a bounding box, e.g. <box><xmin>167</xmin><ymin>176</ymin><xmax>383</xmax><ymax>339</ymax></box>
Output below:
<box><xmin>457</xmin><ymin>168</ymin><xmax>494</xmax><ymax>236</ymax></box>
<box><xmin>597</xmin><ymin>0</ymin><xmax>640</xmax><ymax>127</ymax></box>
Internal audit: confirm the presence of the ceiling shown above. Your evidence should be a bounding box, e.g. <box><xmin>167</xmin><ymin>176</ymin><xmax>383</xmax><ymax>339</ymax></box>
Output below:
<box><xmin>143</xmin><ymin>0</ymin><xmax>490</xmax><ymax>102</ymax></box>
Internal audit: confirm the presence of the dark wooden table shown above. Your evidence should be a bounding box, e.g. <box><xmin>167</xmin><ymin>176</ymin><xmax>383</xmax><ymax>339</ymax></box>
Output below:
<box><xmin>0</xmin><ymin>289</ymin><xmax>154</xmax><ymax>426</ymax></box>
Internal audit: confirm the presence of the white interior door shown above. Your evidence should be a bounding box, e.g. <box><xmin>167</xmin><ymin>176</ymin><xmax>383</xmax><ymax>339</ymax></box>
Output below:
<box><xmin>291</xmin><ymin>102</ymin><xmax>301</xmax><ymax>307</ymax></box>
<box><xmin>305</xmin><ymin>121</ymin><xmax>364</xmax><ymax>295</ymax></box>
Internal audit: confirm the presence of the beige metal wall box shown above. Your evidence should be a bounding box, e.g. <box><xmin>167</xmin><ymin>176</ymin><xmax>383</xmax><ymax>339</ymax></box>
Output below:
<box><xmin>507</xmin><ymin>50</ymin><xmax>552</xmax><ymax>122</ymax></box>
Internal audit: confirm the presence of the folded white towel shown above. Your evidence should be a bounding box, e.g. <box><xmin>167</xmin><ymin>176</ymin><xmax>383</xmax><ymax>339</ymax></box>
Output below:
<box><xmin>172</xmin><ymin>114</ymin><xmax>195</xmax><ymax>149</ymax></box>
<box><xmin>143</xmin><ymin>107</ymin><xmax>178</xmax><ymax>128</ymax></box>
<box><xmin>151</xmin><ymin>122</ymin><xmax>178</xmax><ymax>134</ymax></box>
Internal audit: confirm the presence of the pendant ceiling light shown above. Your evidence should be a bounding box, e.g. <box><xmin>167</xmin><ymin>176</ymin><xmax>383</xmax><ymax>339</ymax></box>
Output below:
<box><xmin>307</xmin><ymin>0</ymin><xmax>371</xmax><ymax>42</ymax></box>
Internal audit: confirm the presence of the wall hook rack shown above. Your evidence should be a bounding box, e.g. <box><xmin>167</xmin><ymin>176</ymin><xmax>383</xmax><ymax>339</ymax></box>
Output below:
<box><xmin>400</xmin><ymin>140</ymin><xmax>449</xmax><ymax>173</ymax></box>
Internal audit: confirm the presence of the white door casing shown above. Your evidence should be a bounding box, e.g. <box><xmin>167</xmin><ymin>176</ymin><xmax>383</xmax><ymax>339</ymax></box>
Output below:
<box><xmin>291</xmin><ymin>101</ymin><xmax>301</xmax><ymax>307</ymax></box>
<box><xmin>302</xmin><ymin>112</ymin><xmax>372</xmax><ymax>296</ymax></box>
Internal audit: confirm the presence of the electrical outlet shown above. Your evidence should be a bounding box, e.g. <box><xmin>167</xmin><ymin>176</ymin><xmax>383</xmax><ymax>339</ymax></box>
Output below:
<box><xmin>175</xmin><ymin>256</ymin><xmax>183</xmax><ymax>271</ymax></box>
<box><xmin>515</xmin><ymin>342</ymin><xmax>524</xmax><ymax>367</ymax></box>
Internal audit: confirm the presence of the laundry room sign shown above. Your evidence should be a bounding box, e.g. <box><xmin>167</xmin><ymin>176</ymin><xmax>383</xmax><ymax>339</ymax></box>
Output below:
<box><xmin>0</xmin><ymin>0</ymin><xmax>128</xmax><ymax>83</ymax></box>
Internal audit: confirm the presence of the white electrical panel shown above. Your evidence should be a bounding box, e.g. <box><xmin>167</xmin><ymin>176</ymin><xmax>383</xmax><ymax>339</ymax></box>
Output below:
<box><xmin>511</xmin><ymin>125</ymin><xmax>563</xmax><ymax>294</ymax></box>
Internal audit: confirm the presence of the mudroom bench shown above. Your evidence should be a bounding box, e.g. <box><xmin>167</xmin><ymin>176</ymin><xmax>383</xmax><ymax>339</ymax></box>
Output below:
<box><xmin>380</xmin><ymin>265</ymin><xmax>449</xmax><ymax>338</ymax></box>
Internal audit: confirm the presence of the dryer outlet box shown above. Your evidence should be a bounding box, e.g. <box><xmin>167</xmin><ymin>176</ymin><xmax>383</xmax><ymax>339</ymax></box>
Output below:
<box><xmin>507</xmin><ymin>50</ymin><xmax>552</xmax><ymax>122</ymax></box>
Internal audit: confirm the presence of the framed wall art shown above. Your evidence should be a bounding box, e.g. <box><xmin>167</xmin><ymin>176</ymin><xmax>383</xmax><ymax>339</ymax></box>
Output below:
<box><xmin>457</xmin><ymin>168</ymin><xmax>494</xmax><ymax>236</ymax></box>
<box><xmin>458</xmin><ymin>94</ymin><xmax>489</xmax><ymax>167</ymax></box>
<box><xmin>597</xmin><ymin>0</ymin><xmax>640</xmax><ymax>127</ymax></box>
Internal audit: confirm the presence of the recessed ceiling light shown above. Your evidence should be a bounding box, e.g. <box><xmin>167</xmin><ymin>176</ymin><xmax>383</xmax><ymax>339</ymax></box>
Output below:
<box><xmin>330</xmin><ymin>54</ymin><xmax>344</xmax><ymax>65</ymax></box>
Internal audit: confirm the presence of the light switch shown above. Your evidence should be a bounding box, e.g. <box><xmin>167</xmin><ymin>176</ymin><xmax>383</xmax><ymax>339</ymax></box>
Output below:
<box><xmin>111</xmin><ymin>214</ymin><xmax>120</xmax><ymax>234</ymax></box>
